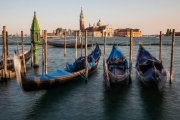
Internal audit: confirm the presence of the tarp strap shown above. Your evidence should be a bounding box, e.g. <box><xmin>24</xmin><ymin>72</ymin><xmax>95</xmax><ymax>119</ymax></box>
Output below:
<box><xmin>80</xmin><ymin>73</ymin><xmax>88</xmax><ymax>81</ymax></box>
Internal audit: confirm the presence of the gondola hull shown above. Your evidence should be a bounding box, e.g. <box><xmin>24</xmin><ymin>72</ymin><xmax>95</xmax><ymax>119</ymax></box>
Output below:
<box><xmin>136</xmin><ymin>68</ymin><xmax>167</xmax><ymax>90</ymax></box>
<box><xmin>104</xmin><ymin>68</ymin><xmax>129</xmax><ymax>89</ymax></box>
<box><xmin>48</xmin><ymin>41</ymin><xmax>91</xmax><ymax>48</ymax></box>
<box><xmin>136</xmin><ymin>44</ymin><xmax>167</xmax><ymax>90</ymax></box>
<box><xmin>21</xmin><ymin>61</ymin><xmax>99</xmax><ymax>91</ymax></box>
<box><xmin>53</xmin><ymin>43</ymin><xmax>91</xmax><ymax>48</ymax></box>
<box><xmin>104</xmin><ymin>46</ymin><xmax>130</xmax><ymax>90</ymax></box>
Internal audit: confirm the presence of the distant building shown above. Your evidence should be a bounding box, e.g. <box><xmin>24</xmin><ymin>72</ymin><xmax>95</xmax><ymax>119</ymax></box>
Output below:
<box><xmin>175</xmin><ymin>32</ymin><xmax>180</xmax><ymax>36</ymax></box>
<box><xmin>86</xmin><ymin>20</ymin><xmax>114</xmax><ymax>37</ymax></box>
<box><xmin>78</xmin><ymin>8</ymin><xmax>114</xmax><ymax>37</ymax></box>
<box><xmin>46</xmin><ymin>32</ymin><xmax>62</xmax><ymax>38</ymax></box>
<box><xmin>67</xmin><ymin>29</ymin><xmax>73</xmax><ymax>36</ymax></box>
<box><xmin>115</xmin><ymin>28</ymin><xmax>142</xmax><ymax>37</ymax></box>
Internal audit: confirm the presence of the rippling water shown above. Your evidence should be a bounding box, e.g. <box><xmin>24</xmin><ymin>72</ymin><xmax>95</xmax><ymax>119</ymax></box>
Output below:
<box><xmin>0</xmin><ymin>36</ymin><xmax>180</xmax><ymax>120</ymax></box>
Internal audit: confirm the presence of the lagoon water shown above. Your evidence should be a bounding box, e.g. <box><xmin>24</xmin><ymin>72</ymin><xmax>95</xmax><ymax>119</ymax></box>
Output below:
<box><xmin>0</xmin><ymin>36</ymin><xmax>180</xmax><ymax>120</ymax></box>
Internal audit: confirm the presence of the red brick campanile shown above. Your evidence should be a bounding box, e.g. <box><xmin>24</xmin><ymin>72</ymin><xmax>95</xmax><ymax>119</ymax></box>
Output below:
<box><xmin>80</xmin><ymin>7</ymin><xmax>84</xmax><ymax>30</ymax></box>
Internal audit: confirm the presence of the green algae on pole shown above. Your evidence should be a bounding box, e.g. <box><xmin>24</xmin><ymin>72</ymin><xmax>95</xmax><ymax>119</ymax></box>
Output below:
<box><xmin>30</xmin><ymin>11</ymin><xmax>40</xmax><ymax>68</ymax></box>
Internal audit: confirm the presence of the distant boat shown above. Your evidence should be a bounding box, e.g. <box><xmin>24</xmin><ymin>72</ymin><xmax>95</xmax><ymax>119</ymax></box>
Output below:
<box><xmin>47</xmin><ymin>36</ymin><xmax>61</xmax><ymax>38</ymax></box>
<box><xmin>13</xmin><ymin>43</ymin><xmax>101</xmax><ymax>91</ymax></box>
<box><xmin>135</xmin><ymin>44</ymin><xmax>167</xmax><ymax>90</ymax></box>
<box><xmin>48</xmin><ymin>41</ymin><xmax>91</xmax><ymax>48</ymax></box>
<box><xmin>104</xmin><ymin>45</ymin><xmax>130</xmax><ymax>89</ymax></box>
<box><xmin>53</xmin><ymin>42</ymin><xmax>92</xmax><ymax>48</ymax></box>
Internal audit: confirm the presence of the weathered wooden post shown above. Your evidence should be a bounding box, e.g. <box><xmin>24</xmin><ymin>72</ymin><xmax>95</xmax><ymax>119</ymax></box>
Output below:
<box><xmin>92</xmin><ymin>31</ymin><xmax>94</xmax><ymax>52</ymax></box>
<box><xmin>1</xmin><ymin>31</ymin><xmax>3</xmax><ymax>60</ymax></box>
<box><xmin>170</xmin><ymin>29</ymin><xmax>175</xmax><ymax>84</ymax></box>
<box><xmin>64</xmin><ymin>29</ymin><xmax>66</xmax><ymax>57</ymax></box>
<box><xmin>85</xmin><ymin>30</ymin><xmax>88</xmax><ymax>79</ymax></box>
<box><xmin>31</xmin><ymin>42</ymin><xmax>33</xmax><ymax>67</ymax></box>
<box><xmin>159</xmin><ymin>31</ymin><xmax>162</xmax><ymax>61</ymax></box>
<box><xmin>79</xmin><ymin>30</ymin><xmax>81</xmax><ymax>44</ymax></box>
<box><xmin>1</xmin><ymin>31</ymin><xmax>3</xmax><ymax>79</ymax></box>
<box><xmin>16</xmin><ymin>33</ymin><xmax>19</xmax><ymax>53</ymax></box>
<box><xmin>3</xmin><ymin>26</ymin><xmax>7</xmax><ymax>78</ymax></box>
<box><xmin>42</xmin><ymin>30</ymin><xmax>45</xmax><ymax>74</ymax></box>
<box><xmin>104</xmin><ymin>31</ymin><xmax>110</xmax><ymax>88</ymax></box>
<box><xmin>75</xmin><ymin>31</ymin><xmax>77</xmax><ymax>60</ymax></box>
<box><xmin>30</xmin><ymin>11</ymin><xmax>40</xmax><ymax>68</ymax></box>
<box><xmin>6</xmin><ymin>31</ymin><xmax>8</xmax><ymax>56</ymax></box>
<box><xmin>129</xmin><ymin>29</ymin><xmax>133</xmax><ymax>83</ymax></box>
<box><xmin>81</xmin><ymin>31</ymin><xmax>83</xmax><ymax>57</ymax></box>
<box><xmin>21</xmin><ymin>31</ymin><xmax>26</xmax><ymax>74</ymax></box>
<box><xmin>42</xmin><ymin>30</ymin><xmax>44</xmax><ymax>39</ymax></box>
<box><xmin>104</xmin><ymin>32</ymin><xmax>106</xmax><ymax>60</ymax></box>
<box><xmin>44</xmin><ymin>30</ymin><xmax>48</xmax><ymax>74</ymax></box>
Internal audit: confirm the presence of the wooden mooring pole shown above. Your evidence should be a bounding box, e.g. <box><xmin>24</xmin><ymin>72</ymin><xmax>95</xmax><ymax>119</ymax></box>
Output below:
<box><xmin>129</xmin><ymin>29</ymin><xmax>133</xmax><ymax>83</ymax></box>
<box><xmin>1</xmin><ymin>31</ymin><xmax>3</xmax><ymax>78</ymax></box>
<box><xmin>104</xmin><ymin>31</ymin><xmax>111</xmax><ymax>88</ymax></box>
<box><xmin>79</xmin><ymin>30</ymin><xmax>81</xmax><ymax>45</ymax></box>
<box><xmin>159</xmin><ymin>31</ymin><xmax>162</xmax><ymax>61</ymax></box>
<box><xmin>92</xmin><ymin>31</ymin><xmax>94</xmax><ymax>52</ymax></box>
<box><xmin>75</xmin><ymin>31</ymin><xmax>77</xmax><ymax>60</ymax></box>
<box><xmin>64</xmin><ymin>30</ymin><xmax>66</xmax><ymax>57</ymax></box>
<box><xmin>21</xmin><ymin>31</ymin><xmax>26</xmax><ymax>74</ymax></box>
<box><xmin>31</xmin><ymin>42</ymin><xmax>33</xmax><ymax>68</ymax></box>
<box><xmin>81</xmin><ymin>32</ymin><xmax>83</xmax><ymax>57</ymax></box>
<box><xmin>44</xmin><ymin>30</ymin><xmax>48</xmax><ymax>74</ymax></box>
<box><xmin>3</xmin><ymin>26</ymin><xmax>7</xmax><ymax>78</ymax></box>
<box><xmin>16</xmin><ymin>33</ymin><xmax>19</xmax><ymax>52</ymax></box>
<box><xmin>42</xmin><ymin>30</ymin><xmax>45</xmax><ymax>74</ymax></box>
<box><xmin>42</xmin><ymin>30</ymin><xmax>44</xmax><ymax>39</ymax></box>
<box><xmin>85</xmin><ymin>30</ymin><xmax>88</xmax><ymax>79</ymax></box>
<box><xmin>170</xmin><ymin>29</ymin><xmax>175</xmax><ymax>84</ymax></box>
<box><xmin>6</xmin><ymin>31</ymin><xmax>8</xmax><ymax>56</ymax></box>
<box><xmin>104</xmin><ymin>32</ymin><xmax>106</xmax><ymax>59</ymax></box>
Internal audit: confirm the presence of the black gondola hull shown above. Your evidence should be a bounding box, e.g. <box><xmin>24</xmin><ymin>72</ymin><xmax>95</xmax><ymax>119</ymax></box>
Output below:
<box><xmin>21</xmin><ymin>62</ymin><xmax>99</xmax><ymax>91</ymax></box>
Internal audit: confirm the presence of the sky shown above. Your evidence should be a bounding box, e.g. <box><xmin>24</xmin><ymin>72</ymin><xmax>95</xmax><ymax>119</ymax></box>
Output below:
<box><xmin>0</xmin><ymin>0</ymin><xmax>180</xmax><ymax>35</ymax></box>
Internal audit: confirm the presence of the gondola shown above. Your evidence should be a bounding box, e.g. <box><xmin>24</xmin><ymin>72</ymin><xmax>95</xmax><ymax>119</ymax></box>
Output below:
<box><xmin>14</xmin><ymin>43</ymin><xmax>101</xmax><ymax>91</ymax></box>
<box><xmin>0</xmin><ymin>49</ymin><xmax>32</xmax><ymax>70</ymax></box>
<box><xmin>104</xmin><ymin>45</ymin><xmax>129</xmax><ymax>89</ymax></box>
<box><xmin>48</xmin><ymin>40</ymin><xmax>91</xmax><ymax>48</ymax></box>
<box><xmin>52</xmin><ymin>42</ymin><xmax>91</xmax><ymax>48</ymax></box>
<box><xmin>135</xmin><ymin>44</ymin><xmax>167</xmax><ymax>90</ymax></box>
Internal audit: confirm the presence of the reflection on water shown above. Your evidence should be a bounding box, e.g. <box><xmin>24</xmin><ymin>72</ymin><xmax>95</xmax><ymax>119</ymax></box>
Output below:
<box><xmin>0</xmin><ymin>37</ymin><xmax>180</xmax><ymax>120</ymax></box>
<box><xmin>138</xmin><ymin>81</ymin><xmax>165</xmax><ymax>120</ymax></box>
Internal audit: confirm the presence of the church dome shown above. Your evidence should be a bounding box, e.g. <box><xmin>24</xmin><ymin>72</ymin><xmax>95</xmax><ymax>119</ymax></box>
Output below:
<box><xmin>97</xmin><ymin>19</ymin><xmax>102</xmax><ymax>26</ymax></box>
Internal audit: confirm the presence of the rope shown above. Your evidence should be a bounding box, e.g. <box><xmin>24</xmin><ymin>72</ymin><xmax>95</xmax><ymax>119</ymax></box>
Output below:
<box><xmin>79</xmin><ymin>73</ymin><xmax>88</xmax><ymax>81</ymax></box>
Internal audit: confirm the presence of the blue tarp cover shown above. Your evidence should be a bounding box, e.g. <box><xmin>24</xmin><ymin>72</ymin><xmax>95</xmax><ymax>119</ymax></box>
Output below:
<box><xmin>137</xmin><ymin>45</ymin><xmax>160</xmax><ymax>66</ymax></box>
<box><xmin>66</xmin><ymin>44</ymin><xmax>101</xmax><ymax>72</ymax></box>
<box><xmin>39</xmin><ymin>69</ymin><xmax>72</xmax><ymax>80</ymax></box>
<box><xmin>108</xmin><ymin>46</ymin><xmax>124</xmax><ymax>59</ymax></box>
<box><xmin>107</xmin><ymin>46</ymin><xmax>129</xmax><ymax>69</ymax></box>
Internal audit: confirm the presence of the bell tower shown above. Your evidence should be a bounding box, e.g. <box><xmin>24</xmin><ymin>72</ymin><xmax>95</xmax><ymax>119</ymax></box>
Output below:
<box><xmin>80</xmin><ymin>7</ymin><xmax>84</xmax><ymax>30</ymax></box>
